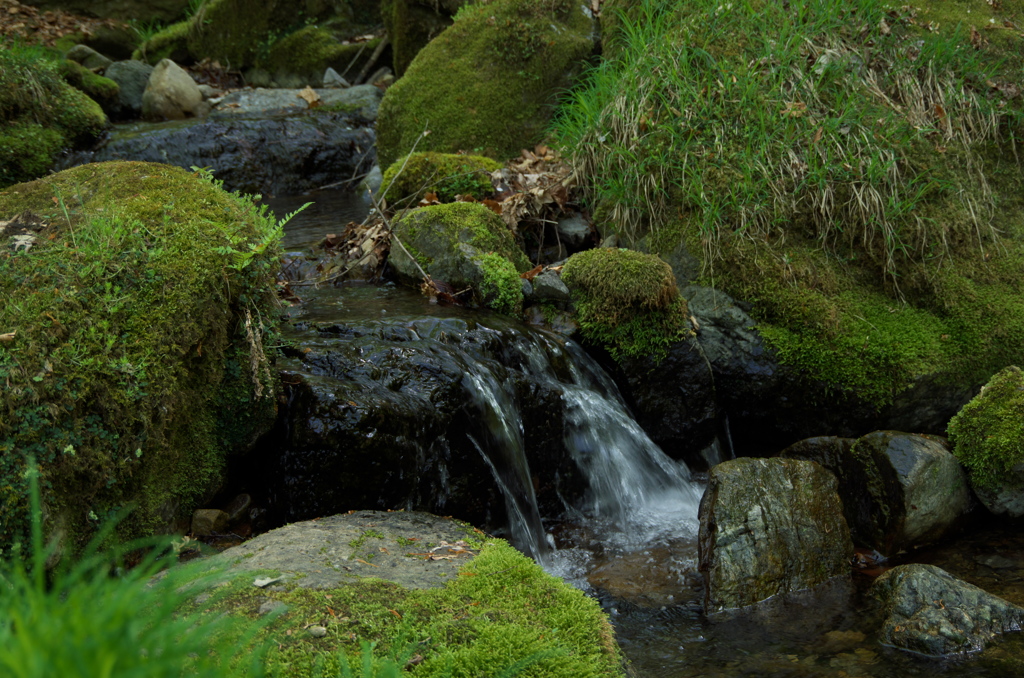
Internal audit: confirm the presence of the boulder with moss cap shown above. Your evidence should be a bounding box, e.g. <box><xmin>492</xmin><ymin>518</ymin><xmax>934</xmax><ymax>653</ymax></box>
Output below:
<box><xmin>0</xmin><ymin>161</ymin><xmax>281</xmax><ymax>551</ymax></box>
<box><xmin>375</xmin><ymin>0</ymin><xmax>596</xmax><ymax>168</ymax></box>
<box><xmin>389</xmin><ymin>202</ymin><xmax>530</xmax><ymax>315</ymax></box>
<box><xmin>948</xmin><ymin>366</ymin><xmax>1024</xmax><ymax>517</ymax></box>
<box><xmin>381</xmin><ymin>152</ymin><xmax>501</xmax><ymax>205</ymax></box>
<box><xmin>561</xmin><ymin>248</ymin><xmax>691</xmax><ymax>364</ymax></box>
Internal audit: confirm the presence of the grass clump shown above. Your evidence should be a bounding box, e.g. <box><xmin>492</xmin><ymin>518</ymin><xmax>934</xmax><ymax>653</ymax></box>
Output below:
<box><xmin>381</xmin><ymin>152</ymin><xmax>501</xmax><ymax>205</ymax></box>
<box><xmin>0</xmin><ymin>463</ymin><xmax>270</xmax><ymax>677</ymax></box>
<box><xmin>0</xmin><ymin>41</ymin><xmax>106</xmax><ymax>188</ymax></box>
<box><xmin>947</xmin><ymin>366</ymin><xmax>1024</xmax><ymax>489</ymax></box>
<box><xmin>193</xmin><ymin>540</ymin><xmax>623</xmax><ymax>677</ymax></box>
<box><xmin>552</xmin><ymin>0</ymin><xmax>1024</xmax><ymax>403</ymax></box>
<box><xmin>0</xmin><ymin>162</ymin><xmax>284</xmax><ymax>552</ymax></box>
<box><xmin>561</xmin><ymin>248</ymin><xmax>690</xmax><ymax>363</ymax></box>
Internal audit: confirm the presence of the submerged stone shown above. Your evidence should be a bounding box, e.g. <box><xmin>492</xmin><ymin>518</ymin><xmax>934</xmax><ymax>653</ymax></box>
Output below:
<box><xmin>698</xmin><ymin>458</ymin><xmax>853</xmax><ymax>613</ymax></box>
<box><xmin>872</xmin><ymin>564</ymin><xmax>1024</xmax><ymax>656</ymax></box>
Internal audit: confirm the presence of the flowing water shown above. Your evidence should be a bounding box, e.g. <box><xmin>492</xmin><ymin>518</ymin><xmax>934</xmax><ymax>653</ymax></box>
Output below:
<box><xmin>272</xmin><ymin>190</ymin><xmax>1024</xmax><ymax>678</ymax></box>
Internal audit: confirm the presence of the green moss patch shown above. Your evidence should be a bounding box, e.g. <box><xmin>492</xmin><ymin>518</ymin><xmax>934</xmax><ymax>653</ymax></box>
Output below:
<box><xmin>382</xmin><ymin>152</ymin><xmax>501</xmax><ymax>205</ymax></box>
<box><xmin>553</xmin><ymin>0</ymin><xmax>1024</xmax><ymax>404</ymax></box>
<box><xmin>947</xmin><ymin>366</ymin><xmax>1024</xmax><ymax>489</ymax></box>
<box><xmin>58</xmin><ymin>59</ymin><xmax>120</xmax><ymax>113</ymax></box>
<box><xmin>191</xmin><ymin>540</ymin><xmax>622</xmax><ymax>677</ymax></box>
<box><xmin>0</xmin><ymin>162</ymin><xmax>282</xmax><ymax>550</ymax></box>
<box><xmin>133</xmin><ymin>20</ymin><xmax>190</xmax><ymax>65</ymax></box>
<box><xmin>561</xmin><ymin>248</ymin><xmax>690</xmax><ymax>363</ymax></box>
<box><xmin>375</xmin><ymin>0</ymin><xmax>595</xmax><ymax>168</ymax></box>
<box><xmin>0</xmin><ymin>43</ymin><xmax>106</xmax><ymax>188</ymax></box>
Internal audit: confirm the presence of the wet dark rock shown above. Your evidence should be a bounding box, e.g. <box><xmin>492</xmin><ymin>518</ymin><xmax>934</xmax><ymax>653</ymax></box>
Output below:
<box><xmin>210</xmin><ymin>510</ymin><xmax>485</xmax><ymax>590</ymax></box>
<box><xmin>782</xmin><ymin>432</ymin><xmax>971</xmax><ymax>555</ymax></box>
<box><xmin>872</xmin><ymin>564</ymin><xmax>1024</xmax><ymax>656</ymax></box>
<box><xmin>104</xmin><ymin>60</ymin><xmax>154</xmax><ymax>119</ymax></box>
<box><xmin>58</xmin><ymin>115</ymin><xmax>377</xmax><ymax>196</ymax></box>
<box><xmin>529</xmin><ymin>271</ymin><xmax>572</xmax><ymax>305</ymax></box>
<box><xmin>699</xmin><ymin>457</ymin><xmax>853</xmax><ymax>613</ymax></box>
<box><xmin>682</xmin><ymin>285</ymin><xmax>975</xmax><ymax>452</ymax></box>
<box><xmin>614</xmin><ymin>336</ymin><xmax>718</xmax><ymax>464</ymax></box>
<box><xmin>257</xmin><ymin>313</ymin><xmax>585</xmax><ymax>542</ymax></box>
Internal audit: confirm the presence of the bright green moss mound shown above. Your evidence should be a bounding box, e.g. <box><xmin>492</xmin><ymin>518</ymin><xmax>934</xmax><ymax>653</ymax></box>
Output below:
<box><xmin>0</xmin><ymin>43</ymin><xmax>106</xmax><ymax>188</ymax></box>
<box><xmin>0</xmin><ymin>162</ymin><xmax>282</xmax><ymax>550</ymax></box>
<box><xmin>478</xmin><ymin>252</ymin><xmax>523</xmax><ymax>316</ymax></box>
<box><xmin>375</xmin><ymin>0</ymin><xmax>595</xmax><ymax>168</ymax></box>
<box><xmin>381</xmin><ymin>152</ymin><xmax>501</xmax><ymax>205</ymax></box>
<box><xmin>561</xmin><ymin>248</ymin><xmax>690</xmax><ymax>363</ymax></box>
<box><xmin>554</xmin><ymin>0</ymin><xmax>1024</xmax><ymax>403</ymax></box>
<box><xmin>194</xmin><ymin>540</ymin><xmax>623</xmax><ymax>677</ymax></box>
<box><xmin>947</xmin><ymin>366</ymin><xmax>1024</xmax><ymax>489</ymax></box>
<box><xmin>58</xmin><ymin>59</ymin><xmax>120</xmax><ymax>113</ymax></box>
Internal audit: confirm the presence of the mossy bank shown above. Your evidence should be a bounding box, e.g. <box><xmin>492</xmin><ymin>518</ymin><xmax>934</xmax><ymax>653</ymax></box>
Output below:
<box><xmin>553</xmin><ymin>0</ymin><xmax>1024</xmax><ymax>407</ymax></box>
<box><xmin>0</xmin><ymin>161</ymin><xmax>282</xmax><ymax>551</ymax></box>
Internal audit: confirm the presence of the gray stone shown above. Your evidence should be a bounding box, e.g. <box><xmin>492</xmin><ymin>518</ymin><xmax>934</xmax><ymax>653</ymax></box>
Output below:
<box><xmin>192</xmin><ymin>508</ymin><xmax>230</xmax><ymax>536</ymax></box>
<box><xmin>211</xmin><ymin>511</ymin><xmax>487</xmax><ymax>590</ymax></box>
<box><xmin>212</xmin><ymin>85</ymin><xmax>382</xmax><ymax>122</ymax></box>
<box><xmin>556</xmin><ymin>214</ymin><xmax>592</xmax><ymax>249</ymax></box>
<box><xmin>318</xmin><ymin>84</ymin><xmax>384</xmax><ymax>121</ymax></box>
<box><xmin>782</xmin><ymin>431</ymin><xmax>971</xmax><ymax>554</ymax></box>
<box><xmin>197</xmin><ymin>84</ymin><xmax>223</xmax><ymax>100</ymax></box>
<box><xmin>699</xmin><ymin>457</ymin><xmax>853</xmax><ymax>613</ymax></box>
<box><xmin>104</xmin><ymin>60</ymin><xmax>154</xmax><ymax>118</ymax></box>
<box><xmin>257</xmin><ymin>599</ymin><xmax>289</xmax><ymax>616</ymax></box>
<box><xmin>520</xmin><ymin>278</ymin><xmax>533</xmax><ymax>298</ymax></box>
<box><xmin>323</xmin><ymin>67</ymin><xmax>350</xmax><ymax>88</ymax></box>
<box><xmin>530</xmin><ymin>272</ymin><xmax>571</xmax><ymax>303</ymax></box>
<box><xmin>872</xmin><ymin>564</ymin><xmax>1024</xmax><ymax>656</ymax></box>
<box><xmin>64</xmin><ymin>44</ymin><xmax>112</xmax><ymax>71</ymax></box>
<box><xmin>973</xmin><ymin>465</ymin><xmax>1024</xmax><ymax>518</ymax></box>
<box><xmin>142</xmin><ymin>59</ymin><xmax>203</xmax><ymax>120</ymax></box>
<box><xmin>307</xmin><ymin>625</ymin><xmax>328</xmax><ymax>637</ymax></box>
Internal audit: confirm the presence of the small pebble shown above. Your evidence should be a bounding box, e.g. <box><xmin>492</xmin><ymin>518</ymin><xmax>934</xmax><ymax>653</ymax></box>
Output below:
<box><xmin>308</xmin><ymin>625</ymin><xmax>328</xmax><ymax>638</ymax></box>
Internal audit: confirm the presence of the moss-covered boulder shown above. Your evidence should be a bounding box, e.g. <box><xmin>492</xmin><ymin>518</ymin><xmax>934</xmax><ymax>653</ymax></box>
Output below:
<box><xmin>561</xmin><ymin>248</ymin><xmax>690</xmax><ymax>363</ymax></box>
<box><xmin>375</xmin><ymin>0</ymin><xmax>596</xmax><ymax>168</ymax></box>
<box><xmin>58</xmin><ymin>59</ymin><xmax>120</xmax><ymax>116</ymax></box>
<box><xmin>187</xmin><ymin>513</ymin><xmax>623</xmax><ymax>676</ymax></box>
<box><xmin>246</xmin><ymin>25</ymin><xmax>383</xmax><ymax>89</ymax></box>
<box><xmin>380</xmin><ymin>0</ymin><xmax>465</xmax><ymax>77</ymax></box>
<box><xmin>0</xmin><ymin>161</ymin><xmax>282</xmax><ymax>550</ymax></box>
<box><xmin>948</xmin><ymin>366</ymin><xmax>1024</xmax><ymax>517</ymax></box>
<box><xmin>132</xmin><ymin>20</ymin><xmax>191</xmax><ymax>65</ymax></box>
<box><xmin>553</xmin><ymin>0</ymin><xmax>1024</xmax><ymax>427</ymax></box>
<box><xmin>381</xmin><ymin>151</ymin><xmax>501</xmax><ymax>205</ymax></box>
<box><xmin>390</xmin><ymin>202</ymin><xmax>530</xmax><ymax>315</ymax></box>
<box><xmin>0</xmin><ymin>45</ymin><xmax>106</xmax><ymax>189</ymax></box>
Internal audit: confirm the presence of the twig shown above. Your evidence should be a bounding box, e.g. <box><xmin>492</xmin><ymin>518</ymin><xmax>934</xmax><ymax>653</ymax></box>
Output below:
<box><xmin>355</xmin><ymin>33</ymin><xmax>390</xmax><ymax>85</ymax></box>
<box><xmin>377</xmin><ymin>122</ymin><xmax>431</xmax><ymax>208</ymax></box>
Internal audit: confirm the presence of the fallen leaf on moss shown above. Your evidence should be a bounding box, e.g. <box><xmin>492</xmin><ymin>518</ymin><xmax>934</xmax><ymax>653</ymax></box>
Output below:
<box><xmin>0</xmin><ymin>332</ymin><xmax>15</xmax><ymax>342</ymax></box>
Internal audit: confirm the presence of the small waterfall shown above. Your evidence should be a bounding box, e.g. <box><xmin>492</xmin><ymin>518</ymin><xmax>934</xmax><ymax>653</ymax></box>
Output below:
<box><xmin>486</xmin><ymin>332</ymin><xmax>704</xmax><ymax>552</ymax></box>
<box><xmin>463</xmin><ymin>369</ymin><xmax>551</xmax><ymax>561</ymax></box>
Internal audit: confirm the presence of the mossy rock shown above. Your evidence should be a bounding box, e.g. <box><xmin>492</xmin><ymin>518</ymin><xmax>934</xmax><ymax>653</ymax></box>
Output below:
<box><xmin>948</xmin><ymin>366</ymin><xmax>1024</xmax><ymax>515</ymax></box>
<box><xmin>184</xmin><ymin>0</ymin><xmax>362</xmax><ymax>71</ymax></box>
<box><xmin>249</xmin><ymin>25</ymin><xmax>381</xmax><ymax>88</ymax></box>
<box><xmin>58</xmin><ymin>59</ymin><xmax>120</xmax><ymax>115</ymax></box>
<box><xmin>133</xmin><ymin>20</ymin><xmax>191</xmax><ymax>65</ymax></box>
<box><xmin>380</xmin><ymin>0</ymin><xmax>465</xmax><ymax>77</ymax></box>
<box><xmin>561</xmin><ymin>248</ymin><xmax>690</xmax><ymax>363</ymax></box>
<box><xmin>0</xmin><ymin>46</ymin><xmax>106</xmax><ymax>188</ymax></box>
<box><xmin>390</xmin><ymin>202</ymin><xmax>530</xmax><ymax>314</ymax></box>
<box><xmin>0</xmin><ymin>161</ymin><xmax>282</xmax><ymax>551</ymax></box>
<box><xmin>381</xmin><ymin>151</ymin><xmax>501</xmax><ymax>204</ymax></box>
<box><xmin>375</xmin><ymin>0</ymin><xmax>596</xmax><ymax>168</ymax></box>
<box><xmin>188</xmin><ymin>525</ymin><xmax>623</xmax><ymax>676</ymax></box>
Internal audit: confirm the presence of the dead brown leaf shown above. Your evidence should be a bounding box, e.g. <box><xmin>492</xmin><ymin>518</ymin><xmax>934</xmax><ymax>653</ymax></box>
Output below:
<box><xmin>298</xmin><ymin>86</ymin><xmax>321</xmax><ymax>106</ymax></box>
<box><xmin>0</xmin><ymin>332</ymin><xmax>15</xmax><ymax>343</ymax></box>
<box><xmin>520</xmin><ymin>265</ymin><xmax>543</xmax><ymax>281</ymax></box>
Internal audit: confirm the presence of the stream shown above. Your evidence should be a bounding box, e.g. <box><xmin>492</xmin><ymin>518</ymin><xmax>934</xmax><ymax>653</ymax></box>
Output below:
<box><xmin>262</xmin><ymin>189</ymin><xmax>1024</xmax><ymax>678</ymax></box>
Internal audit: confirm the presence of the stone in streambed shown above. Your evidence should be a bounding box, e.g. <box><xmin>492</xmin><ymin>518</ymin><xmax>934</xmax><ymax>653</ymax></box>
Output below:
<box><xmin>698</xmin><ymin>457</ymin><xmax>853</xmax><ymax>613</ymax></box>
<box><xmin>142</xmin><ymin>59</ymin><xmax>203</xmax><ymax>121</ymax></box>
<box><xmin>872</xmin><ymin>564</ymin><xmax>1024</xmax><ymax>656</ymax></box>
<box><xmin>782</xmin><ymin>431</ymin><xmax>971</xmax><ymax>555</ymax></box>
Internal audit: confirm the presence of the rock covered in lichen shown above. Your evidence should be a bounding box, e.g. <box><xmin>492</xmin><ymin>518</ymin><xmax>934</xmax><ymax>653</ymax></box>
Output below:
<box><xmin>375</xmin><ymin>0</ymin><xmax>596</xmax><ymax>167</ymax></box>
<box><xmin>948</xmin><ymin>366</ymin><xmax>1024</xmax><ymax>517</ymax></box>
<box><xmin>389</xmin><ymin>202</ymin><xmax>530</xmax><ymax>314</ymax></box>
<box><xmin>872</xmin><ymin>564</ymin><xmax>1024</xmax><ymax>656</ymax></box>
<box><xmin>698</xmin><ymin>457</ymin><xmax>853</xmax><ymax>613</ymax></box>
